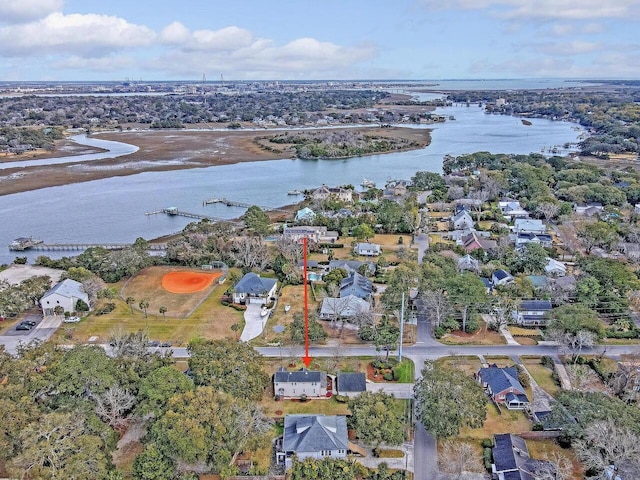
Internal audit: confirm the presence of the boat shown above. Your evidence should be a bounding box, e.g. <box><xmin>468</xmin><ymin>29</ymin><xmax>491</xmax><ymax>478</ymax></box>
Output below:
<box><xmin>260</xmin><ymin>306</ymin><xmax>269</xmax><ymax>317</ymax></box>
<box><xmin>287</xmin><ymin>190</ymin><xmax>303</xmax><ymax>195</ymax></box>
<box><xmin>361</xmin><ymin>178</ymin><xmax>376</xmax><ymax>188</ymax></box>
<box><xmin>284</xmin><ymin>304</ymin><xmax>291</xmax><ymax>313</ymax></box>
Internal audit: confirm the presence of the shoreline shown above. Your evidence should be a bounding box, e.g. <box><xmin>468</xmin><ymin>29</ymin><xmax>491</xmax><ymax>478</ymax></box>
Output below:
<box><xmin>0</xmin><ymin>126</ymin><xmax>431</xmax><ymax>197</ymax></box>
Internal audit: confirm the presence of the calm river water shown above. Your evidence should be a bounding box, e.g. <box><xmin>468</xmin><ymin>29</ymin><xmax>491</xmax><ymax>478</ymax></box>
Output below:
<box><xmin>0</xmin><ymin>103</ymin><xmax>583</xmax><ymax>264</ymax></box>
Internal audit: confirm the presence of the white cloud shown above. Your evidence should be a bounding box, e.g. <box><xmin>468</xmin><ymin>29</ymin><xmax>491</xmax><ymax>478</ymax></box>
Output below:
<box><xmin>535</xmin><ymin>41</ymin><xmax>601</xmax><ymax>56</ymax></box>
<box><xmin>160</xmin><ymin>22</ymin><xmax>254</xmax><ymax>51</ymax></box>
<box><xmin>0</xmin><ymin>12</ymin><xmax>156</xmax><ymax>57</ymax></box>
<box><xmin>53</xmin><ymin>55</ymin><xmax>135</xmax><ymax>72</ymax></box>
<box><xmin>0</xmin><ymin>0</ymin><xmax>63</xmax><ymax>23</ymax></box>
<box><xmin>422</xmin><ymin>0</ymin><xmax>640</xmax><ymax>20</ymax></box>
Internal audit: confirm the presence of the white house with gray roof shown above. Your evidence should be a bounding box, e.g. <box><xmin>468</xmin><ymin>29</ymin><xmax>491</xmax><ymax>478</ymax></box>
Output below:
<box><xmin>319</xmin><ymin>295</ymin><xmax>370</xmax><ymax>321</ymax></box>
<box><xmin>274</xmin><ymin>368</ymin><xmax>328</xmax><ymax>398</ymax></box>
<box><xmin>40</xmin><ymin>279</ymin><xmax>90</xmax><ymax>316</ymax></box>
<box><xmin>278</xmin><ymin>414</ymin><xmax>348</xmax><ymax>469</ymax></box>
<box><xmin>232</xmin><ymin>272</ymin><xmax>277</xmax><ymax>305</ymax></box>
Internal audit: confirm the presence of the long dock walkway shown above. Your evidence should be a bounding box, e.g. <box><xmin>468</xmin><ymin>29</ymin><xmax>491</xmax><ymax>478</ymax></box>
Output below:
<box><xmin>203</xmin><ymin>197</ymin><xmax>290</xmax><ymax>213</ymax></box>
<box><xmin>145</xmin><ymin>207</ymin><xmax>242</xmax><ymax>225</ymax></box>
<box><xmin>27</xmin><ymin>243</ymin><xmax>167</xmax><ymax>251</ymax></box>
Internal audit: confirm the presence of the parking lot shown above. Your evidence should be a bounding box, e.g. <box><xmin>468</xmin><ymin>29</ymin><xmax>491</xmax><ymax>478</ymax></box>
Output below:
<box><xmin>0</xmin><ymin>314</ymin><xmax>62</xmax><ymax>354</ymax></box>
<box><xmin>2</xmin><ymin>313</ymin><xmax>42</xmax><ymax>336</ymax></box>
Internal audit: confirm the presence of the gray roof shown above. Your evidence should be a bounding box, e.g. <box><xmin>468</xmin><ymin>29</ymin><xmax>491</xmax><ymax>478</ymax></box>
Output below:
<box><xmin>520</xmin><ymin>300</ymin><xmax>552</xmax><ymax>311</ymax></box>
<box><xmin>283</xmin><ymin>415</ymin><xmax>348</xmax><ymax>453</ymax></box>
<box><xmin>320</xmin><ymin>295</ymin><xmax>370</xmax><ymax>318</ymax></box>
<box><xmin>479</xmin><ymin>366</ymin><xmax>526</xmax><ymax>396</ymax></box>
<box><xmin>337</xmin><ymin>373</ymin><xmax>366</xmax><ymax>393</ymax></box>
<box><xmin>234</xmin><ymin>273</ymin><xmax>277</xmax><ymax>295</ymax></box>
<box><xmin>526</xmin><ymin>275</ymin><xmax>548</xmax><ymax>288</ymax></box>
<box><xmin>42</xmin><ymin>278</ymin><xmax>86</xmax><ymax>299</ymax></box>
<box><xmin>339</xmin><ymin>272</ymin><xmax>372</xmax><ymax>299</ymax></box>
<box><xmin>493</xmin><ymin>433</ymin><xmax>530</xmax><ymax>472</ymax></box>
<box><xmin>329</xmin><ymin>260</ymin><xmax>364</xmax><ymax>273</ymax></box>
<box><xmin>274</xmin><ymin>368</ymin><xmax>324</xmax><ymax>384</ymax></box>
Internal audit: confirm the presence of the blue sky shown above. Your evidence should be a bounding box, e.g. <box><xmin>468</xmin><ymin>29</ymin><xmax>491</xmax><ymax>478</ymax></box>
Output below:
<box><xmin>0</xmin><ymin>0</ymin><xmax>639</xmax><ymax>81</ymax></box>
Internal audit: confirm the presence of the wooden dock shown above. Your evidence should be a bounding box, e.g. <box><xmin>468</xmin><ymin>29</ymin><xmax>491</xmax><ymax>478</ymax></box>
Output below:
<box><xmin>17</xmin><ymin>243</ymin><xmax>167</xmax><ymax>252</ymax></box>
<box><xmin>202</xmin><ymin>197</ymin><xmax>290</xmax><ymax>213</ymax></box>
<box><xmin>145</xmin><ymin>207</ymin><xmax>241</xmax><ymax>224</ymax></box>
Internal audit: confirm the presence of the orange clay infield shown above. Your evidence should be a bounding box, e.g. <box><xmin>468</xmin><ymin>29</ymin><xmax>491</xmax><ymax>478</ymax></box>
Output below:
<box><xmin>161</xmin><ymin>271</ymin><xmax>221</xmax><ymax>294</ymax></box>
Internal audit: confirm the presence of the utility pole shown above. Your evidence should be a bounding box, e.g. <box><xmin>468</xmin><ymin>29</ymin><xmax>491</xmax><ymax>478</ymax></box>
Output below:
<box><xmin>398</xmin><ymin>292</ymin><xmax>404</xmax><ymax>363</ymax></box>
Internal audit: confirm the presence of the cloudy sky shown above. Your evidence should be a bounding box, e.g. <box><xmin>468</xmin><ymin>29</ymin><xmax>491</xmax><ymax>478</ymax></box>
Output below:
<box><xmin>0</xmin><ymin>0</ymin><xmax>639</xmax><ymax>81</ymax></box>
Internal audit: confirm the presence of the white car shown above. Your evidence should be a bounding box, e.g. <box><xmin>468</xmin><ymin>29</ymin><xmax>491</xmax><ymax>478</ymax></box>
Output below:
<box><xmin>64</xmin><ymin>316</ymin><xmax>81</xmax><ymax>323</ymax></box>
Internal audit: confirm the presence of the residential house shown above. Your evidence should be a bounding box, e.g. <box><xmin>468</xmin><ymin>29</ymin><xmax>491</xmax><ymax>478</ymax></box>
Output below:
<box><xmin>498</xmin><ymin>200</ymin><xmax>529</xmax><ymax>219</ymax></box>
<box><xmin>278</xmin><ymin>415</ymin><xmax>349</xmax><ymax>469</ymax></box>
<box><xmin>456</xmin><ymin>198</ymin><xmax>484</xmax><ymax>210</ymax></box>
<box><xmin>477</xmin><ymin>366</ymin><xmax>530</xmax><ymax>409</ymax></box>
<box><xmin>319</xmin><ymin>295</ymin><xmax>370</xmax><ymax>321</ymax></box>
<box><xmin>273</xmin><ymin>368</ymin><xmax>328</xmax><ymax>399</ymax></box>
<box><xmin>283</xmin><ymin>226</ymin><xmax>339</xmax><ymax>244</ymax></box>
<box><xmin>328</xmin><ymin>260</ymin><xmax>374</xmax><ymax>276</ymax></box>
<box><xmin>451</xmin><ymin>210</ymin><xmax>475</xmax><ymax>230</ymax></box>
<box><xmin>513</xmin><ymin>300</ymin><xmax>553</xmax><ymax>327</ymax></box>
<box><xmin>525</xmin><ymin>275</ymin><xmax>549</xmax><ymax>291</ymax></box>
<box><xmin>544</xmin><ymin>258</ymin><xmax>567</xmax><ymax>276</ymax></box>
<box><xmin>457</xmin><ymin>254</ymin><xmax>480</xmax><ymax>273</ymax></box>
<box><xmin>339</xmin><ymin>272</ymin><xmax>373</xmax><ymax>299</ymax></box>
<box><xmin>513</xmin><ymin>218</ymin><xmax>546</xmax><ymax>235</ymax></box>
<box><xmin>311</xmin><ymin>185</ymin><xmax>353</xmax><ymax>203</ymax></box>
<box><xmin>480</xmin><ymin>278</ymin><xmax>494</xmax><ymax>293</ymax></box>
<box><xmin>492</xmin><ymin>433</ymin><xmax>556</xmax><ymax>480</ymax></box>
<box><xmin>453</xmin><ymin>203</ymin><xmax>472</xmax><ymax>215</ymax></box>
<box><xmin>336</xmin><ymin>373</ymin><xmax>367</xmax><ymax>397</ymax></box>
<box><xmin>232</xmin><ymin>272</ymin><xmax>277</xmax><ymax>305</ymax></box>
<box><xmin>383</xmin><ymin>180</ymin><xmax>409</xmax><ymax>198</ymax></box>
<box><xmin>492</xmin><ymin>269</ymin><xmax>514</xmax><ymax>287</ymax></box>
<box><xmin>574</xmin><ymin>202</ymin><xmax>604</xmax><ymax>216</ymax></box>
<box><xmin>354</xmin><ymin>242</ymin><xmax>381</xmax><ymax>257</ymax></box>
<box><xmin>619</xmin><ymin>242</ymin><xmax>640</xmax><ymax>262</ymax></box>
<box><xmin>515</xmin><ymin>232</ymin><xmax>553</xmax><ymax>249</ymax></box>
<box><xmin>462</xmin><ymin>231</ymin><xmax>497</xmax><ymax>253</ymax></box>
<box><xmin>295</xmin><ymin>207</ymin><xmax>316</xmax><ymax>222</ymax></box>
<box><xmin>40</xmin><ymin>279</ymin><xmax>90</xmax><ymax>316</ymax></box>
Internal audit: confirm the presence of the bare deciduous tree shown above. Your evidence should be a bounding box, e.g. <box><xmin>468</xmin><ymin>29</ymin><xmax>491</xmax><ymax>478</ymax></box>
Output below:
<box><xmin>422</xmin><ymin>289</ymin><xmax>450</xmax><ymax>329</ymax></box>
<box><xmin>574</xmin><ymin>420</ymin><xmax>640</xmax><ymax>479</ymax></box>
<box><xmin>536</xmin><ymin>202</ymin><xmax>560</xmax><ymax>221</ymax></box>
<box><xmin>608</xmin><ymin>356</ymin><xmax>640</xmax><ymax>403</ymax></box>
<box><xmin>229</xmin><ymin>236</ymin><xmax>270</xmax><ymax>271</ymax></box>
<box><xmin>438</xmin><ymin>440</ymin><xmax>484</xmax><ymax>479</ymax></box>
<box><xmin>92</xmin><ymin>385</ymin><xmax>135</xmax><ymax>428</ymax></box>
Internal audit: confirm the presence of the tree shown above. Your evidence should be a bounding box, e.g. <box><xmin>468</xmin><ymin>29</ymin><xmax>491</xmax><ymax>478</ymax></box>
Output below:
<box><xmin>159</xmin><ymin>306</ymin><xmax>167</xmax><ymax>319</ymax></box>
<box><xmin>577</xmin><ymin>220</ymin><xmax>619</xmax><ymax>253</ymax></box>
<box><xmin>511</xmin><ymin>242</ymin><xmax>548</xmax><ymax>275</ymax></box>
<box><xmin>139</xmin><ymin>300</ymin><xmax>150</xmax><ymax>318</ymax></box>
<box><xmin>289</xmin><ymin>457</ymin><xmax>369</xmax><ymax>480</ymax></box>
<box><xmin>9</xmin><ymin>412</ymin><xmax>112</xmax><ymax>480</ymax></box>
<box><xmin>151</xmin><ymin>387</ymin><xmax>272</xmax><ymax>471</ymax></box>
<box><xmin>92</xmin><ymin>384</ymin><xmax>136</xmax><ymax>428</ymax></box>
<box><xmin>352</xmin><ymin>223</ymin><xmax>375</xmax><ymax>242</ymax></box>
<box><xmin>414</xmin><ymin>361</ymin><xmax>487</xmax><ymax>438</ymax></box>
<box><xmin>132</xmin><ymin>443</ymin><xmax>176</xmax><ymax>480</ymax></box>
<box><xmin>411</xmin><ymin>171</ymin><xmax>446</xmax><ymax>190</ymax></box>
<box><xmin>488</xmin><ymin>296</ymin><xmax>517</xmax><ymax>332</ymax></box>
<box><xmin>421</xmin><ymin>289</ymin><xmax>450</xmax><ymax>330</ymax></box>
<box><xmin>608</xmin><ymin>356</ymin><xmax>640</xmax><ymax>403</ymax></box>
<box><xmin>374</xmin><ymin>317</ymin><xmax>400</xmax><ymax>360</ymax></box>
<box><xmin>536</xmin><ymin>201</ymin><xmax>560</xmax><ymax>221</ymax></box>
<box><xmin>187</xmin><ymin>339</ymin><xmax>269</xmax><ymax>401</ymax></box>
<box><xmin>574</xmin><ymin>420</ymin><xmax>640</xmax><ymax>479</ymax></box>
<box><xmin>347</xmin><ymin>392</ymin><xmax>404</xmax><ymax>447</ymax></box>
<box><xmin>229</xmin><ymin>236</ymin><xmax>271</xmax><ymax>271</ymax></box>
<box><xmin>241</xmin><ymin>205</ymin><xmax>271</xmax><ymax>235</ymax></box>
<box><xmin>54</xmin><ymin>304</ymin><xmax>65</xmax><ymax>316</ymax></box>
<box><xmin>137</xmin><ymin>366</ymin><xmax>194</xmax><ymax>417</ymax></box>
<box><xmin>438</xmin><ymin>440</ymin><xmax>484</xmax><ymax>479</ymax></box>
<box><xmin>445</xmin><ymin>273</ymin><xmax>489</xmax><ymax>333</ymax></box>
<box><xmin>546</xmin><ymin>304</ymin><xmax>602</xmax><ymax>361</ymax></box>
<box><xmin>290</xmin><ymin>313</ymin><xmax>328</xmax><ymax>343</ymax></box>
<box><xmin>126</xmin><ymin>296</ymin><xmax>135</xmax><ymax>314</ymax></box>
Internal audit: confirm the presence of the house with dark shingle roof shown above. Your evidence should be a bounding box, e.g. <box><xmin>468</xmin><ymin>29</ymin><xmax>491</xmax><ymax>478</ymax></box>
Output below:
<box><xmin>274</xmin><ymin>368</ymin><xmax>328</xmax><ymax>398</ymax></box>
<box><xmin>513</xmin><ymin>300</ymin><xmax>552</xmax><ymax>327</ymax></box>
<box><xmin>478</xmin><ymin>366</ymin><xmax>529</xmax><ymax>409</ymax></box>
<box><xmin>492</xmin><ymin>269</ymin><xmax>514</xmax><ymax>287</ymax></box>
<box><xmin>232</xmin><ymin>272</ymin><xmax>277</xmax><ymax>305</ymax></box>
<box><xmin>339</xmin><ymin>272</ymin><xmax>373</xmax><ymax>299</ymax></box>
<box><xmin>278</xmin><ymin>415</ymin><xmax>348</xmax><ymax>469</ymax></box>
<box><xmin>336</xmin><ymin>372</ymin><xmax>367</xmax><ymax>397</ymax></box>
<box><xmin>492</xmin><ymin>434</ymin><xmax>556</xmax><ymax>480</ymax></box>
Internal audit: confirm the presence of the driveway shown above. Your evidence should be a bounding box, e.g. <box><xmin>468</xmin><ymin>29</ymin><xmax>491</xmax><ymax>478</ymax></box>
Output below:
<box><xmin>240</xmin><ymin>304</ymin><xmax>267</xmax><ymax>342</ymax></box>
<box><xmin>366</xmin><ymin>382</ymin><xmax>414</xmax><ymax>399</ymax></box>
<box><xmin>415</xmin><ymin>232</ymin><xmax>429</xmax><ymax>264</ymax></box>
<box><xmin>0</xmin><ymin>314</ymin><xmax>62</xmax><ymax>355</ymax></box>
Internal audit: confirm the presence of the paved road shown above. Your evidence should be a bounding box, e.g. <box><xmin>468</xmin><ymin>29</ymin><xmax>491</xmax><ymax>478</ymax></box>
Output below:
<box><xmin>415</xmin><ymin>232</ymin><xmax>429</xmax><ymax>264</ymax></box>
<box><xmin>0</xmin><ymin>314</ymin><xmax>61</xmax><ymax>354</ymax></box>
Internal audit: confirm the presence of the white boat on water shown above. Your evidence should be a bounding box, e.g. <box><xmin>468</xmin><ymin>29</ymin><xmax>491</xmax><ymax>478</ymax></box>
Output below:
<box><xmin>361</xmin><ymin>178</ymin><xmax>375</xmax><ymax>188</ymax></box>
<box><xmin>287</xmin><ymin>190</ymin><xmax>303</xmax><ymax>195</ymax></box>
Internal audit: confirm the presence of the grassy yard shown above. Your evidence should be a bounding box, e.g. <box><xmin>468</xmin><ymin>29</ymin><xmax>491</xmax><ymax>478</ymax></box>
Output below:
<box><xmin>521</xmin><ymin>357</ymin><xmax>560</xmax><ymax>397</ymax></box>
<box><xmin>327</xmin><ymin>233</ymin><xmax>413</xmax><ymax>264</ymax></box>
<box><xmin>439</xmin><ymin>321</ymin><xmax>507</xmax><ymax>346</ymax></box>
<box><xmin>527</xmin><ymin>439</ymin><xmax>584</xmax><ymax>479</ymax></box>
<box><xmin>54</xmin><ymin>279</ymin><xmax>243</xmax><ymax>345</ymax></box>
<box><xmin>435</xmin><ymin>356</ymin><xmax>483</xmax><ymax>377</ymax></box>
<box><xmin>459</xmin><ymin>402</ymin><xmax>532</xmax><ymax>440</ymax></box>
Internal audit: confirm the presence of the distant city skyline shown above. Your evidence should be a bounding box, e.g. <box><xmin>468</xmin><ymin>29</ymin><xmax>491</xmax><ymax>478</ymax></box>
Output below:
<box><xmin>0</xmin><ymin>0</ymin><xmax>639</xmax><ymax>81</ymax></box>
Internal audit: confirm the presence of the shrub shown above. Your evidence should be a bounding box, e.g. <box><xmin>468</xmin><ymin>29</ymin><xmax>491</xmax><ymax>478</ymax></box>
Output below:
<box><xmin>434</xmin><ymin>326</ymin><xmax>447</xmax><ymax>338</ymax></box>
<box><xmin>515</xmin><ymin>365</ymin><xmax>530</xmax><ymax>388</ymax></box>
<box><xmin>383</xmin><ymin>372</ymin><xmax>394</xmax><ymax>381</ymax></box>
<box><xmin>334</xmin><ymin>395</ymin><xmax>349</xmax><ymax>403</ymax></box>
<box><xmin>95</xmin><ymin>302</ymin><xmax>116</xmax><ymax>315</ymax></box>
<box><xmin>480</xmin><ymin>438</ymin><xmax>493</xmax><ymax>448</ymax></box>
<box><xmin>532</xmin><ymin>422</ymin><xmax>544</xmax><ymax>431</ymax></box>
<box><xmin>483</xmin><ymin>447</ymin><xmax>493</xmax><ymax>471</ymax></box>
<box><xmin>541</xmin><ymin>355</ymin><xmax>555</xmax><ymax>369</ymax></box>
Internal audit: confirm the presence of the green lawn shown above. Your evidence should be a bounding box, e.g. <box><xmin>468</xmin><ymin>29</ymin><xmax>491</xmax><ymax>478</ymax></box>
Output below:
<box><xmin>521</xmin><ymin>357</ymin><xmax>560</xmax><ymax>396</ymax></box>
<box><xmin>393</xmin><ymin>359</ymin><xmax>415</xmax><ymax>383</ymax></box>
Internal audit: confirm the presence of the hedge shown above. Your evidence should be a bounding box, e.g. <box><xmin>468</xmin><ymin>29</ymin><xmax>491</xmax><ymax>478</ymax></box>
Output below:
<box><xmin>318</xmin><ymin>243</ymin><xmax>344</xmax><ymax>249</ymax></box>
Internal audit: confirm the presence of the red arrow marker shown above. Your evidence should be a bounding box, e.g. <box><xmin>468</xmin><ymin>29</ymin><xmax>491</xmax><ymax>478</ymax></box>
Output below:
<box><xmin>302</xmin><ymin>237</ymin><xmax>312</xmax><ymax>367</ymax></box>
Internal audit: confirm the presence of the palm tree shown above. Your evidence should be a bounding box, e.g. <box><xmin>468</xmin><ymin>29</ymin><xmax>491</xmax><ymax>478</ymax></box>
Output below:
<box><xmin>159</xmin><ymin>306</ymin><xmax>167</xmax><ymax>319</ymax></box>
<box><xmin>139</xmin><ymin>300</ymin><xmax>149</xmax><ymax>318</ymax></box>
<box><xmin>125</xmin><ymin>296</ymin><xmax>135</xmax><ymax>314</ymax></box>
<box><xmin>53</xmin><ymin>305</ymin><xmax>65</xmax><ymax>317</ymax></box>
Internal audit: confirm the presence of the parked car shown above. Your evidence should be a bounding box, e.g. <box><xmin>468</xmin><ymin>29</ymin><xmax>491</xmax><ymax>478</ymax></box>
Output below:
<box><xmin>64</xmin><ymin>316</ymin><xmax>81</xmax><ymax>323</ymax></box>
<box><xmin>21</xmin><ymin>320</ymin><xmax>37</xmax><ymax>327</ymax></box>
<box><xmin>147</xmin><ymin>340</ymin><xmax>161</xmax><ymax>347</ymax></box>
<box><xmin>160</xmin><ymin>341</ymin><xmax>172</xmax><ymax>348</ymax></box>
<box><xmin>16</xmin><ymin>323</ymin><xmax>32</xmax><ymax>331</ymax></box>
